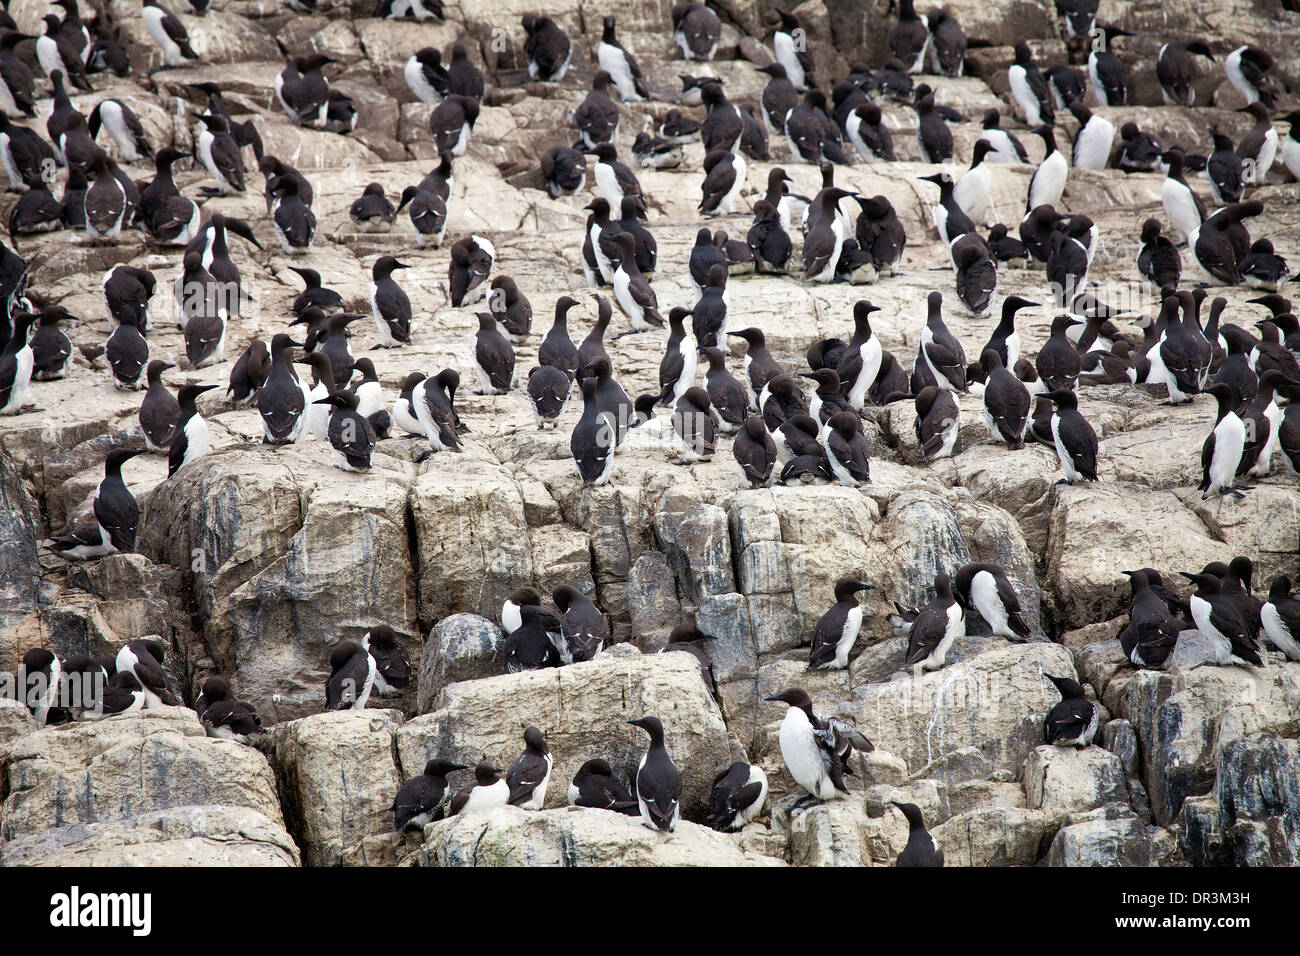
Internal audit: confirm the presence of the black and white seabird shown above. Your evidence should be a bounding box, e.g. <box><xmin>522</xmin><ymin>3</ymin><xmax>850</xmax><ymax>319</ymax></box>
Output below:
<box><xmin>659</xmin><ymin>108</ymin><xmax>702</xmax><ymax>144</ymax></box>
<box><xmin>445</xmin><ymin>44</ymin><xmax>483</xmax><ymax>100</ymax></box>
<box><xmin>1086</xmin><ymin>25</ymin><xmax>1131</xmax><ymax>106</ymax></box>
<box><xmin>1236</xmin><ymin>101</ymin><xmax>1278</xmax><ymax>184</ymax></box>
<box><xmin>574</xmin><ymin>70</ymin><xmax>620</xmax><ymax>149</ymax></box>
<box><xmin>977</xmin><ymin>107</ymin><xmax>1027</xmax><ymax>164</ymax></box>
<box><xmin>448</xmin><ymin>762</ymin><xmax>510</xmax><ymax>815</ymax></box>
<box><xmin>1225</xmin><ymin>45</ymin><xmax>1277</xmax><ymax>109</ymax></box>
<box><xmin>552</xmin><ymin>584</ymin><xmax>608</xmax><ymax>663</ymax></box>
<box><xmin>568</xmin><ymin>759</ymin><xmax>638</xmax><ymax>814</ymax></box>
<box><xmin>1037</xmin><ymin>314</ymin><xmax>1082</xmax><ymax>392</ymax></box>
<box><xmin>706</xmin><ymin>761</ymin><xmax>768</xmax><ymax>832</ymax></box>
<box><xmin>0</xmin><ymin>111</ymin><xmax>54</xmax><ymax>192</ymax></box>
<box><xmin>772</xmin><ymin>9</ymin><xmax>815</xmax><ymax>91</ymax></box>
<box><xmin>672</xmin><ymin>2</ymin><xmax>721</xmax><ymax>60</ymax></box>
<box><xmin>48</xmin><ymin>447</ymin><xmax>146</xmax><ymax>560</ymax></box>
<box><xmin>348</xmin><ymin>182</ymin><xmax>395</xmax><ymax>234</ymax></box>
<box><xmin>571</xmin><ymin>375</ymin><xmax>614</xmax><ymax>486</ymax></box>
<box><xmin>448</xmin><ymin>235</ymin><xmax>494</xmax><ymax>308</ymax></box>
<box><xmin>1179</xmin><ymin>572</ymin><xmax>1262</xmax><ymax>667</ymax></box>
<box><xmin>404</xmin><ymin>47</ymin><xmax>447</xmax><ymax>104</ymax></box>
<box><xmin>488</xmin><ymin>275</ymin><xmax>532</xmax><ymax>340</ymax></box>
<box><xmin>195</xmin><ymin>676</ymin><xmax>261</xmax><ymax>743</ymax></box>
<box><xmin>257</xmin><ymin>333</ymin><xmax>306</xmax><ymax>445</ymax></box>
<box><xmin>954</xmin><ymin>562</ymin><xmax>1030</xmax><ymax>640</ymax></box>
<box><xmin>116</xmin><ymin>639</ymin><xmax>176</xmax><ymax>709</ymax></box>
<box><xmin>705</xmin><ymin>347</ymin><xmax>749</xmax><ymax>432</ymax></box>
<box><xmin>914</xmin><ymin>93</ymin><xmax>953</xmax><ymax>163</ymax></box>
<box><xmin>88</xmin><ymin>98</ymin><xmax>150</xmax><ymax>163</ymax></box>
<box><xmin>893</xmin><ymin>802</ymin><xmax>944</xmax><ymax>866</ymax></box>
<box><xmin>629</xmin><ymin>715</ymin><xmax>682</xmax><ymax>832</ymax></box>
<box><xmin>925</xmin><ymin>6</ymin><xmax>965</xmax><ymax>75</ymax></box>
<box><xmin>766</xmin><ymin>688</ymin><xmax>873</xmax><ymax>811</ymax></box>
<box><xmin>522</xmin><ymin>14</ymin><xmax>570</xmax><ymax>81</ymax></box>
<box><xmin>428</xmin><ymin>94</ymin><xmax>478</xmax><ymax>156</ymax></box>
<box><xmin>360</xmin><ymin>624</ymin><xmax>410</xmax><ymax>695</ymax></box>
<box><xmin>1199</xmin><ymin>382</ymin><xmax>1248</xmax><ymax>498</ymax></box>
<box><xmin>1156</xmin><ymin>39</ymin><xmax>1214</xmax><ymax>106</ymax></box>
<box><xmin>1161</xmin><ymin>148</ymin><xmax>1205</xmax><ymax>242</ymax></box>
<box><xmin>268</xmin><ymin>174</ymin><xmax>314</xmax><ymax>254</ymax></box>
<box><xmin>363</xmin><ymin>255</ymin><xmax>412</xmax><ymax>347</ymax></box>
<box><xmin>1190</xmin><ymin>200</ymin><xmax>1262</xmax><ymax>286</ymax></box>
<box><xmin>853</xmin><ymin>195</ymin><xmax>906</xmax><ymax>276</ymax></box>
<box><xmin>1067</xmin><ymin>99</ymin><xmax>1114</xmax><ymax>171</ymax></box>
<box><xmin>0</xmin><ymin>33</ymin><xmax>37</xmax><ymax>119</ymax></box>
<box><xmin>952</xmin><ymin>234</ymin><xmax>997</xmax><ymax>316</ymax></box>
<box><xmin>473</xmin><ymin>312</ymin><xmax>514</xmax><ymax>394</ymax></box>
<box><xmin>824</xmin><ymin>410</ymin><xmax>871</xmax><ymax>486</ymax></box>
<box><xmin>501</xmin><ymin>586</ymin><xmax>561</xmax><ymax>636</ymax></box>
<box><xmin>746</xmin><ymin>200</ymin><xmax>792</xmax><ymax>274</ymax></box>
<box><xmin>1007</xmin><ymin>43</ymin><xmax>1053</xmax><ymax>128</ymax></box>
<box><xmin>919</xmin><ymin>171</ymin><xmax>972</xmax><ymax>252</ymax></box>
<box><xmin>286</xmin><ymin>266</ymin><xmax>343</xmax><ymax>316</ymax></box>
<box><xmin>19</xmin><ymin>648</ymin><xmax>62</xmax><ymax>726</ymax></box>
<box><xmin>192</xmin><ymin>112</ymin><xmax>244</xmax><ymax>195</ymax></box>
<box><xmin>610</xmin><ymin>232</ymin><xmax>663</xmax><ymax>333</ymax></box>
<box><xmin>38</xmin><ymin>15</ymin><xmax>90</xmax><ymax>89</ymax></box>
<box><xmin>987</xmin><ymin>223</ymin><xmax>1029</xmax><ymax>269</ymax></box>
<box><xmin>540</xmin><ymin>144</ymin><xmax>585</xmax><ymax>199</ymax></box>
<box><xmin>904</xmin><ymin>573</ymin><xmax>965</xmax><ymax>676</ymax></box>
<box><xmin>1043</xmin><ymin>674</ymin><xmax>1098</xmax><ymax>746</ymax></box>
<box><xmin>141</xmin><ymin>2</ymin><xmax>196</xmax><ymax>71</ymax></box>
<box><xmin>756</xmin><ymin>62</ymin><xmax>797</xmax><ymax>136</ymax></box>
<box><xmin>803</xmin><ymin>187</ymin><xmax>854</xmax><ymax>282</ymax></box>
<box><xmin>1044</xmin><ymin>389</ymin><xmax>1098</xmax><ymax>484</ymax></box>
<box><xmin>1261</xmin><ymin>576</ymin><xmax>1300</xmax><ymax>661</ymax></box>
<box><xmin>168</xmin><ymin>382</ymin><xmax>218</xmax><ymax>477</ymax></box>
<box><xmin>1137</xmin><ymin>218</ymin><xmax>1182</xmax><ymax>294</ymax></box>
<box><xmin>631</xmin><ymin>131</ymin><xmax>682</xmax><ymax>170</ymax></box>
<box><xmin>979</xmin><ymin>349</ymin><xmax>1030</xmax><ymax>449</ymax></box>
<box><xmin>690</xmin><ymin>266</ymin><xmax>727</xmax><ymax>350</ymax></box>
<box><xmin>393</xmin><ymin>759</ymin><xmax>466</xmax><ymax>831</ymax></box>
<box><xmin>539</xmin><ymin>295</ymin><xmax>579</xmax><ymax>377</ymax></box>
<box><xmin>658</xmin><ymin>306</ymin><xmax>699</xmax><ymax>407</ymax></box>
<box><xmin>596</xmin><ymin>16</ymin><xmax>648</xmax><ymax>102</ymax></box>
<box><xmin>505</xmin><ymin>726</ymin><xmax>552</xmax><ymax>810</ymax></box>
<box><xmin>809</xmin><ymin>577</ymin><xmax>873</xmax><ymax>670</ymax></box>
<box><xmin>526</xmin><ymin>365</ymin><xmax>571</xmax><ymax>429</ymax></box>
<box><xmin>104</xmin><ymin>314</ymin><xmax>148</xmax><ymax>391</ymax></box>
<box><xmin>374</xmin><ymin>0</ymin><xmax>445</xmax><ymax>22</ymax></box>
<box><xmin>732</xmin><ymin>414</ymin><xmax>777</xmax><ymax>487</ymax></box>
<box><xmin>317</xmin><ymin>390</ymin><xmax>376</xmax><ymax>471</ymax></box>
<box><xmin>505</xmin><ymin>604</ymin><xmax>563</xmax><ymax>671</ymax></box>
<box><xmin>1239</xmin><ymin>240</ymin><xmax>1289</xmax><ymax>292</ymax></box>
<box><xmin>81</xmin><ymin>150</ymin><xmax>128</xmax><ymax>242</ymax></box>
<box><xmin>29</xmin><ymin>306</ymin><xmax>71</xmax><ymax>379</ymax></box>
<box><xmin>1114</xmin><ymin>121</ymin><xmax>1163</xmax><ymax>173</ymax></box>
<box><xmin>140</xmin><ymin>360</ymin><xmax>178</xmax><ymax>450</ymax></box>
<box><xmin>889</xmin><ymin>0</ymin><xmax>930</xmax><ymax>74</ymax></box>
<box><xmin>670</xmin><ymin>386</ymin><xmax>719</xmax><ymax>463</ymax></box>
<box><xmin>1025</xmin><ymin>126</ymin><xmax>1067</xmax><ymax>213</ymax></box>
<box><xmin>698</xmin><ymin>146</ymin><xmax>745</xmax><ymax>216</ymax></box>
<box><xmin>325</xmin><ymin>639</ymin><xmax>376</xmax><ymax>710</ymax></box>
<box><xmin>914</xmin><ymin>385</ymin><xmax>960</xmax><ymax>459</ymax></box>
<box><xmin>1118</xmin><ymin>570</ymin><xmax>1181</xmax><ymax>668</ymax></box>
<box><xmin>833</xmin><ymin>300</ymin><xmax>882</xmax><ymax>412</ymax></box>
<box><xmin>276</xmin><ymin>54</ymin><xmax>333</xmax><ymax>127</ymax></box>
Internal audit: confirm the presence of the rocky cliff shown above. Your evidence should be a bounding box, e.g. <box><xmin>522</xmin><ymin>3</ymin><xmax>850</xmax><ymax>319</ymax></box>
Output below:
<box><xmin>0</xmin><ymin>0</ymin><xmax>1298</xmax><ymax>866</ymax></box>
